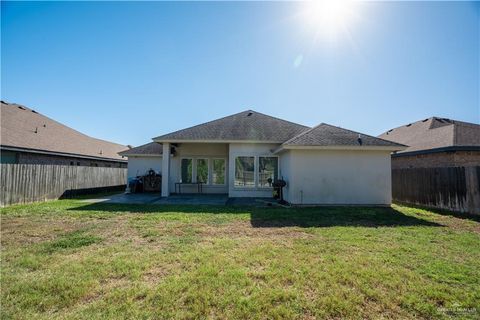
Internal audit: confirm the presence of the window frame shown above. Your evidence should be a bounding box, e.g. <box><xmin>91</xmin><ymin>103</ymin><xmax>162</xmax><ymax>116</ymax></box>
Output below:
<box><xmin>234</xmin><ymin>156</ymin><xmax>256</xmax><ymax>188</ymax></box>
<box><xmin>257</xmin><ymin>156</ymin><xmax>279</xmax><ymax>189</ymax></box>
<box><xmin>195</xmin><ymin>158</ymin><xmax>209</xmax><ymax>185</ymax></box>
<box><xmin>233</xmin><ymin>155</ymin><xmax>279</xmax><ymax>189</ymax></box>
<box><xmin>211</xmin><ymin>158</ymin><xmax>227</xmax><ymax>186</ymax></box>
<box><xmin>180</xmin><ymin>157</ymin><xmax>194</xmax><ymax>183</ymax></box>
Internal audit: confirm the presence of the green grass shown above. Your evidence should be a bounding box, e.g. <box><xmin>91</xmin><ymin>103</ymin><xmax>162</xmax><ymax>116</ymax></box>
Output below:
<box><xmin>1</xmin><ymin>200</ymin><xmax>479</xmax><ymax>319</ymax></box>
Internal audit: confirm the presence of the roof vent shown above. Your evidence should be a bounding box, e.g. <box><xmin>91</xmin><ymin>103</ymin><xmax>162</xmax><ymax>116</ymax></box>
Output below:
<box><xmin>247</xmin><ymin>112</ymin><xmax>253</xmax><ymax>117</ymax></box>
<box><xmin>34</xmin><ymin>127</ymin><xmax>38</xmax><ymax>133</ymax></box>
<box><xmin>18</xmin><ymin>106</ymin><xmax>26</xmax><ymax>110</ymax></box>
<box><xmin>357</xmin><ymin>134</ymin><xmax>363</xmax><ymax>145</ymax></box>
<box><xmin>31</xmin><ymin>110</ymin><xmax>38</xmax><ymax>114</ymax></box>
<box><xmin>422</xmin><ymin>118</ymin><xmax>428</xmax><ymax>122</ymax></box>
<box><xmin>406</xmin><ymin>123</ymin><xmax>412</xmax><ymax>127</ymax></box>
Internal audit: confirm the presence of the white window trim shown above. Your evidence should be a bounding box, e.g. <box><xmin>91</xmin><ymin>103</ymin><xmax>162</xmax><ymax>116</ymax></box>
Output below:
<box><xmin>234</xmin><ymin>156</ymin><xmax>256</xmax><ymax>188</ymax></box>
<box><xmin>257</xmin><ymin>155</ymin><xmax>279</xmax><ymax>189</ymax></box>
<box><xmin>180</xmin><ymin>157</ymin><xmax>193</xmax><ymax>183</ymax></box>
<box><xmin>211</xmin><ymin>158</ymin><xmax>227</xmax><ymax>186</ymax></box>
<box><xmin>196</xmin><ymin>158</ymin><xmax>209</xmax><ymax>185</ymax></box>
<box><xmin>233</xmin><ymin>155</ymin><xmax>279</xmax><ymax>190</ymax></box>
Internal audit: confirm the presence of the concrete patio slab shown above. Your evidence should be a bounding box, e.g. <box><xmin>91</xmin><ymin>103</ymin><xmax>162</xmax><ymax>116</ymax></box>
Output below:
<box><xmin>152</xmin><ymin>194</ymin><xmax>228</xmax><ymax>205</ymax></box>
<box><xmin>81</xmin><ymin>193</ymin><xmax>162</xmax><ymax>204</ymax></box>
<box><xmin>82</xmin><ymin>193</ymin><xmax>277</xmax><ymax>206</ymax></box>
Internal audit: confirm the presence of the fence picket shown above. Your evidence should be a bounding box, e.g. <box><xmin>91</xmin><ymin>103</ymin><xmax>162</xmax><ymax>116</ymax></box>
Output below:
<box><xmin>0</xmin><ymin>164</ymin><xmax>126</xmax><ymax>206</ymax></box>
<box><xmin>392</xmin><ymin>166</ymin><xmax>479</xmax><ymax>215</ymax></box>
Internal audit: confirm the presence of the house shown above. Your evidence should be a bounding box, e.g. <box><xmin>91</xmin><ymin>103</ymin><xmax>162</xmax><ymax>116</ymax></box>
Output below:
<box><xmin>1</xmin><ymin>101</ymin><xmax>127</xmax><ymax>167</ymax></box>
<box><xmin>378</xmin><ymin>117</ymin><xmax>480</xmax><ymax>169</ymax></box>
<box><xmin>120</xmin><ymin>110</ymin><xmax>405</xmax><ymax>205</ymax></box>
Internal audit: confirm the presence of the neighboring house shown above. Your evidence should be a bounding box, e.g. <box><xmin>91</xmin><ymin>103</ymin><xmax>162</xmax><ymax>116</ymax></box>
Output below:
<box><xmin>118</xmin><ymin>142</ymin><xmax>163</xmax><ymax>179</ymax></box>
<box><xmin>378</xmin><ymin>117</ymin><xmax>480</xmax><ymax>169</ymax></box>
<box><xmin>121</xmin><ymin>110</ymin><xmax>405</xmax><ymax>205</ymax></box>
<box><xmin>1</xmin><ymin>101</ymin><xmax>127</xmax><ymax>167</ymax></box>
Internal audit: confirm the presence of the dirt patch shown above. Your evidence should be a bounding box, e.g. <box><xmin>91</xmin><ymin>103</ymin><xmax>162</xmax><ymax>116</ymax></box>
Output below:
<box><xmin>0</xmin><ymin>217</ymin><xmax>91</xmax><ymax>247</ymax></box>
<box><xmin>142</xmin><ymin>263</ymin><xmax>180</xmax><ymax>286</ymax></box>
<box><xmin>429</xmin><ymin>215</ymin><xmax>480</xmax><ymax>234</ymax></box>
<box><xmin>197</xmin><ymin>220</ymin><xmax>315</xmax><ymax>240</ymax></box>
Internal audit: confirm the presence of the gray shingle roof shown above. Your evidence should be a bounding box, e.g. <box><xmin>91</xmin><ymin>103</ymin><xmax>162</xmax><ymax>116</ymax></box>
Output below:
<box><xmin>118</xmin><ymin>142</ymin><xmax>163</xmax><ymax>156</ymax></box>
<box><xmin>1</xmin><ymin>101</ymin><xmax>127</xmax><ymax>161</ymax></box>
<box><xmin>283</xmin><ymin>123</ymin><xmax>405</xmax><ymax>148</ymax></box>
<box><xmin>378</xmin><ymin>117</ymin><xmax>480</xmax><ymax>153</ymax></box>
<box><xmin>153</xmin><ymin>110</ymin><xmax>310</xmax><ymax>142</ymax></box>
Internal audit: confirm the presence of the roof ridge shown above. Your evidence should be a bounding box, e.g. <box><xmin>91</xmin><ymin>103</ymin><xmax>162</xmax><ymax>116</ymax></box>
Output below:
<box><xmin>281</xmin><ymin>123</ymin><xmax>324</xmax><ymax>145</ymax></box>
<box><xmin>153</xmin><ymin>109</ymin><xmax>309</xmax><ymax>140</ymax></box>
<box><xmin>246</xmin><ymin>110</ymin><xmax>309</xmax><ymax>129</ymax></box>
<box><xmin>152</xmin><ymin>109</ymin><xmax>252</xmax><ymax>140</ymax></box>
<box><xmin>320</xmin><ymin>123</ymin><xmax>406</xmax><ymax>147</ymax></box>
<box><xmin>379</xmin><ymin>117</ymin><xmax>433</xmax><ymax>135</ymax></box>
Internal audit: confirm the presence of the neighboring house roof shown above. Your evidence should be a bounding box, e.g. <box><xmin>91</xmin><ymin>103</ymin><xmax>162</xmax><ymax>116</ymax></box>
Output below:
<box><xmin>1</xmin><ymin>101</ymin><xmax>127</xmax><ymax>162</ymax></box>
<box><xmin>153</xmin><ymin>110</ymin><xmax>310</xmax><ymax>143</ymax></box>
<box><xmin>118</xmin><ymin>142</ymin><xmax>163</xmax><ymax>156</ymax></box>
<box><xmin>378</xmin><ymin>117</ymin><xmax>480</xmax><ymax>154</ymax></box>
<box><xmin>282</xmin><ymin>123</ymin><xmax>405</xmax><ymax>148</ymax></box>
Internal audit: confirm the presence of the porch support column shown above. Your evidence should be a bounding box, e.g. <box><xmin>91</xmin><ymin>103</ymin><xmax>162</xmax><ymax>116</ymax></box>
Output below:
<box><xmin>161</xmin><ymin>143</ymin><xmax>170</xmax><ymax>197</ymax></box>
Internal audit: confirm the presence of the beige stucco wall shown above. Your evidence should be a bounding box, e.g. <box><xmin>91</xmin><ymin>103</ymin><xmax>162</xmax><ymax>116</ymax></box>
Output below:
<box><xmin>127</xmin><ymin>156</ymin><xmax>162</xmax><ymax>180</ymax></box>
<box><xmin>169</xmin><ymin>143</ymin><xmax>229</xmax><ymax>194</ymax></box>
<box><xmin>280</xmin><ymin>149</ymin><xmax>392</xmax><ymax>205</ymax></box>
<box><xmin>228</xmin><ymin>143</ymin><xmax>279</xmax><ymax>197</ymax></box>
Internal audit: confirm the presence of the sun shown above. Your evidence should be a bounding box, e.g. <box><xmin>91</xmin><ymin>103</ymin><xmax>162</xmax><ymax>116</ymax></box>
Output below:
<box><xmin>300</xmin><ymin>0</ymin><xmax>360</xmax><ymax>41</ymax></box>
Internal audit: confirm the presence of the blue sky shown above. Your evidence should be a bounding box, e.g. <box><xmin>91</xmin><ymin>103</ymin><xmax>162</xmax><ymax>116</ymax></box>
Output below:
<box><xmin>1</xmin><ymin>1</ymin><xmax>479</xmax><ymax>146</ymax></box>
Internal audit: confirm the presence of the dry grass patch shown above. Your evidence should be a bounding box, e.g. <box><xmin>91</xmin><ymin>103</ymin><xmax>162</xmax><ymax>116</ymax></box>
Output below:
<box><xmin>1</xmin><ymin>200</ymin><xmax>479</xmax><ymax>319</ymax></box>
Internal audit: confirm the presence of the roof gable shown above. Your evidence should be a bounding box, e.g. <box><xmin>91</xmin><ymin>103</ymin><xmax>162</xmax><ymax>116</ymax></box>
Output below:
<box><xmin>283</xmin><ymin>123</ymin><xmax>405</xmax><ymax>148</ymax></box>
<box><xmin>153</xmin><ymin>110</ymin><xmax>310</xmax><ymax>143</ymax></box>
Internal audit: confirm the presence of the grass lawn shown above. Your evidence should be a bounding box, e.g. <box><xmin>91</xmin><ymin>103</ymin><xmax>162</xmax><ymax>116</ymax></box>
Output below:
<box><xmin>1</xmin><ymin>200</ymin><xmax>479</xmax><ymax>319</ymax></box>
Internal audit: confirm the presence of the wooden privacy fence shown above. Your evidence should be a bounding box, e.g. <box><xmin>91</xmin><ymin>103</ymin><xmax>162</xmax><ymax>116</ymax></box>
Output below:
<box><xmin>0</xmin><ymin>164</ymin><xmax>127</xmax><ymax>207</ymax></box>
<box><xmin>392</xmin><ymin>166</ymin><xmax>480</xmax><ymax>215</ymax></box>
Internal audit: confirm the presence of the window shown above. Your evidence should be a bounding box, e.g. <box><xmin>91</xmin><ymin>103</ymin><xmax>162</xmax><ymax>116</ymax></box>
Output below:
<box><xmin>258</xmin><ymin>157</ymin><xmax>278</xmax><ymax>187</ymax></box>
<box><xmin>181</xmin><ymin>158</ymin><xmax>193</xmax><ymax>183</ymax></box>
<box><xmin>196</xmin><ymin>159</ymin><xmax>208</xmax><ymax>183</ymax></box>
<box><xmin>212</xmin><ymin>159</ymin><xmax>226</xmax><ymax>185</ymax></box>
<box><xmin>235</xmin><ymin>156</ymin><xmax>255</xmax><ymax>187</ymax></box>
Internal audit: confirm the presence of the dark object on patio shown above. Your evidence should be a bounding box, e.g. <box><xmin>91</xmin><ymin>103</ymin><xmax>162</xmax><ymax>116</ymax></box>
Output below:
<box><xmin>175</xmin><ymin>182</ymin><xmax>203</xmax><ymax>194</ymax></box>
<box><xmin>128</xmin><ymin>177</ymin><xmax>143</xmax><ymax>193</ymax></box>
<box><xmin>269</xmin><ymin>178</ymin><xmax>287</xmax><ymax>205</ymax></box>
<box><xmin>143</xmin><ymin>169</ymin><xmax>162</xmax><ymax>192</ymax></box>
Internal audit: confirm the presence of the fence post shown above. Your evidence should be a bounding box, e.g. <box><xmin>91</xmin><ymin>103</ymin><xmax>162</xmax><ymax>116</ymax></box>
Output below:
<box><xmin>465</xmin><ymin>166</ymin><xmax>480</xmax><ymax>215</ymax></box>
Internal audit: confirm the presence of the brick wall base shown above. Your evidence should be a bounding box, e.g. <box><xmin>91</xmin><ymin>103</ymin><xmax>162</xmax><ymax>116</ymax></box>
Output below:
<box><xmin>392</xmin><ymin>151</ymin><xmax>480</xmax><ymax>169</ymax></box>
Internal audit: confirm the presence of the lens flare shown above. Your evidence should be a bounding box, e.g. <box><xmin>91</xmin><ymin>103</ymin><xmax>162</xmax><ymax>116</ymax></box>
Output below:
<box><xmin>300</xmin><ymin>0</ymin><xmax>360</xmax><ymax>41</ymax></box>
